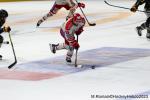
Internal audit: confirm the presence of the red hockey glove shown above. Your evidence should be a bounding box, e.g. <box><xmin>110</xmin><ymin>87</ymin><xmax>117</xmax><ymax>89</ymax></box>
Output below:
<box><xmin>3</xmin><ymin>26</ymin><xmax>11</xmax><ymax>32</ymax></box>
<box><xmin>78</xmin><ymin>3</ymin><xmax>85</xmax><ymax>8</ymax></box>
<box><xmin>75</xmin><ymin>27</ymin><xmax>83</xmax><ymax>35</ymax></box>
<box><xmin>71</xmin><ymin>40</ymin><xmax>80</xmax><ymax>50</ymax></box>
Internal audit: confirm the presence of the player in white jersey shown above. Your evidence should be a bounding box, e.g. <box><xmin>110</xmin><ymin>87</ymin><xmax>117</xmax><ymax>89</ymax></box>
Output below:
<box><xmin>36</xmin><ymin>0</ymin><xmax>85</xmax><ymax>27</ymax></box>
<box><xmin>49</xmin><ymin>13</ymin><xmax>85</xmax><ymax>63</ymax></box>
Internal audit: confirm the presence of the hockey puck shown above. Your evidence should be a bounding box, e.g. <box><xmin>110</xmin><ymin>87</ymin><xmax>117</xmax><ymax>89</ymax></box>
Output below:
<box><xmin>6</xmin><ymin>41</ymin><xmax>9</xmax><ymax>44</ymax></box>
<box><xmin>89</xmin><ymin>23</ymin><xmax>96</xmax><ymax>26</ymax></box>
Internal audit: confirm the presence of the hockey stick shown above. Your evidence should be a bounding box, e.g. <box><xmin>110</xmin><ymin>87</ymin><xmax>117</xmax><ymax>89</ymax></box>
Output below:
<box><xmin>74</xmin><ymin>35</ymin><xmax>93</xmax><ymax>68</ymax></box>
<box><xmin>104</xmin><ymin>0</ymin><xmax>150</xmax><ymax>13</ymax></box>
<box><xmin>75</xmin><ymin>0</ymin><xmax>96</xmax><ymax>26</ymax></box>
<box><xmin>8</xmin><ymin>32</ymin><xmax>17</xmax><ymax>69</ymax></box>
<box><xmin>74</xmin><ymin>35</ymin><xmax>96</xmax><ymax>69</ymax></box>
<box><xmin>75</xmin><ymin>35</ymin><xmax>79</xmax><ymax>67</ymax></box>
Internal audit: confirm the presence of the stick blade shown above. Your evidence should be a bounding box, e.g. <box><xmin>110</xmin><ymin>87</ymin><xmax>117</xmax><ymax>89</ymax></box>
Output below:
<box><xmin>8</xmin><ymin>61</ymin><xmax>17</xmax><ymax>69</ymax></box>
<box><xmin>104</xmin><ymin>0</ymin><xmax>108</xmax><ymax>4</ymax></box>
<box><xmin>89</xmin><ymin>23</ymin><xmax>96</xmax><ymax>26</ymax></box>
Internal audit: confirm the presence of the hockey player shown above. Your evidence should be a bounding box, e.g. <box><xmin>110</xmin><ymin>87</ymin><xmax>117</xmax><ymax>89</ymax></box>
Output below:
<box><xmin>49</xmin><ymin>13</ymin><xmax>85</xmax><ymax>63</ymax></box>
<box><xmin>36</xmin><ymin>0</ymin><xmax>85</xmax><ymax>27</ymax></box>
<box><xmin>0</xmin><ymin>9</ymin><xmax>11</xmax><ymax>60</ymax></box>
<box><xmin>130</xmin><ymin>0</ymin><xmax>150</xmax><ymax>39</ymax></box>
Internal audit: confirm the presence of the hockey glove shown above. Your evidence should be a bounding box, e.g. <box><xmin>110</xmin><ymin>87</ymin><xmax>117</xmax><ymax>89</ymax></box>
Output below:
<box><xmin>3</xmin><ymin>26</ymin><xmax>11</xmax><ymax>32</ymax></box>
<box><xmin>75</xmin><ymin>27</ymin><xmax>83</xmax><ymax>35</ymax></box>
<box><xmin>78</xmin><ymin>3</ymin><xmax>85</xmax><ymax>8</ymax></box>
<box><xmin>130</xmin><ymin>5</ymin><xmax>138</xmax><ymax>12</ymax></box>
<box><xmin>71</xmin><ymin>40</ymin><xmax>80</xmax><ymax>50</ymax></box>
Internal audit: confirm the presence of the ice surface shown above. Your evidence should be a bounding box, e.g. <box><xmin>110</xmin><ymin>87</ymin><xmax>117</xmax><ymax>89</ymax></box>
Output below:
<box><xmin>0</xmin><ymin>0</ymin><xmax>150</xmax><ymax>100</ymax></box>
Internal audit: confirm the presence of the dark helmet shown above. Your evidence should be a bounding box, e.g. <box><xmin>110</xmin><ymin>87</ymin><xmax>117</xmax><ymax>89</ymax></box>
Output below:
<box><xmin>0</xmin><ymin>9</ymin><xmax>8</xmax><ymax>18</ymax></box>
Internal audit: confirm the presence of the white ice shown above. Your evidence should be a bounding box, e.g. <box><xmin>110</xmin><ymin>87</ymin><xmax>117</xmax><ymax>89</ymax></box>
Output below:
<box><xmin>0</xmin><ymin>0</ymin><xmax>150</xmax><ymax>100</ymax></box>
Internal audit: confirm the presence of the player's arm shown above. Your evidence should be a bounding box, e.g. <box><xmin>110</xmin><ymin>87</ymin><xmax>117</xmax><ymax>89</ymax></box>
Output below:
<box><xmin>130</xmin><ymin>0</ymin><xmax>145</xmax><ymax>12</ymax></box>
<box><xmin>135</xmin><ymin>0</ymin><xmax>145</xmax><ymax>6</ymax></box>
<box><xmin>75</xmin><ymin>26</ymin><xmax>84</xmax><ymax>35</ymax></box>
<box><xmin>65</xmin><ymin>29</ymin><xmax>79</xmax><ymax>49</ymax></box>
<box><xmin>0</xmin><ymin>28</ymin><xmax>3</xmax><ymax>34</ymax></box>
<box><xmin>67</xmin><ymin>0</ymin><xmax>76</xmax><ymax>7</ymax></box>
<box><xmin>68</xmin><ymin>0</ymin><xmax>85</xmax><ymax>9</ymax></box>
<box><xmin>75</xmin><ymin>20</ymin><xmax>85</xmax><ymax>35</ymax></box>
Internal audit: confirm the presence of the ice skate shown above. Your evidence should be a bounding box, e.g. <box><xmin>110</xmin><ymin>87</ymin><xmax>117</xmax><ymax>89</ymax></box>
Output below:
<box><xmin>146</xmin><ymin>33</ymin><xmax>150</xmax><ymax>39</ymax></box>
<box><xmin>136</xmin><ymin>26</ymin><xmax>142</xmax><ymax>36</ymax></box>
<box><xmin>66</xmin><ymin>57</ymin><xmax>72</xmax><ymax>63</ymax></box>
<box><xmin>0</xmin><ymin>55</ymin><xmax>2</xmax><ymax>60</ymax></box>
<box><xmin>49</xmin><ymin>44</ymin><xmax>57</xmax><ymax>54</ymax></box>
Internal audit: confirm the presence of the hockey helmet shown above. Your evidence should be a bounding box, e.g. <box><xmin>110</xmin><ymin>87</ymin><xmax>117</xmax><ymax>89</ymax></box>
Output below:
<box><xmin>73</xmin><ymin>13</ymin><xmax>85</xmax><ymax>24</ymax></box>
<box><xmin>0</xmin><ymin>9</ymin><xmax>8</xmax><ymax>18</ymax></box>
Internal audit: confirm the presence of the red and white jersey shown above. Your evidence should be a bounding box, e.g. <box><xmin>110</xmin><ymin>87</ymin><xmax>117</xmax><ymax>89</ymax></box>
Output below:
<box><xmin>55</xmin><ymin>0</ymin><xmax>75</xmax><ymax>7</ymax></box>
<box><xmin>61</xmin><ymin>18</ymin><xmax>85</xmax><ymax>43</ymax></box>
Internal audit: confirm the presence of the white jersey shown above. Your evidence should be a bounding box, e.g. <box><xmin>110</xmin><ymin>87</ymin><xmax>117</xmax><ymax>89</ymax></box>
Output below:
<box><xmin>61</xmin><ymin>18</ymin><xmax>85</xmax><ymax>42</ymax></box>
<box><xmin>55</xmin><ymin>0</ymin><xmax>75</xmax><ymax>7</ymax></box>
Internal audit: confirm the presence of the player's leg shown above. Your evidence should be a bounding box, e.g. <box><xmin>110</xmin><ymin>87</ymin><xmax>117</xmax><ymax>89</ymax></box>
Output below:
<box><xmin>0</xmin><ymin>35</ymin><xmax>4</xmax><ymax>60</ymax></box>
<box><xmin>136</xmin><ymin>23</ymin><xmax>145</xmax><ymax>36</ymax></box>
<box><xmin>37</xmin><ymin>2</ymin><xmax>60</xmax><ymax>27</ymax></box>
<box><xmin>145</xmin><ymin>9</ymin><xmax>150</xmax><ymax>39</ymax></box>
<box><xmin>37</xmin><ymin>12</ymin><xmax>53</xmax><ymax>27</ymax></box>
<box><xmin>136</xmin><ymin>10</ymin><xmax>150</xmax><ymax>36</ymax></box>
<box><xmin>66</xmin><ymin>46</ymin><xmax>74</xmax><ymax>63</ymax></box>
<box><xmin>50</xmin><ymin>43</ymin><xmax>68</xmax><ymax>53</ymax></box>
<box><xmin>0</xmin><ymin>35</ymin><xmax>3</xmax><ymax>47</ymax></box>
<box><xmin>49</xmin><ymin>39</ymin><xmax>70</xmax><ymax>53</ymax></box>
<box><xmin>49</xmin><ymin>42</ymin><xmax>74</xmax><ymax>63</ymax></box>
<box><xmin>49</xmin><ymin>43</ymin><xmax>59</xmax><ymax>54</ymax></box>
<box><xmin>146</xmin><ymin>28</ymin><xmax>150</xmax><ymax>39</ymax></box>
<box><xmin>66</xmin><ymin>9</ymin><xmax>76</xmax><ymax>20</ymax></box>
<box><xmin>62</xmin><ymin>4</ymin><xmax>76</xmax><ymax>20</ymax></box>
<box><xmin>0</xmin><ymin>55</ymin><xmax>2</xmax><ymax>60</ymax></box>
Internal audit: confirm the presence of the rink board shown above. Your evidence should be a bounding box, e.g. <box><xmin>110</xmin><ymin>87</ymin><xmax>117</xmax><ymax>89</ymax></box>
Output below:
<box><xmin>1</xmin><ymin>47</ymin><xmax>150</xmax><ymax>81</ymax></box>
